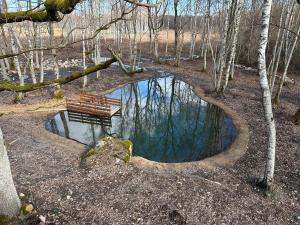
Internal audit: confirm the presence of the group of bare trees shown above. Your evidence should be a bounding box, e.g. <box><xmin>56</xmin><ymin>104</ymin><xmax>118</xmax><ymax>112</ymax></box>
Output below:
<box><xmin>0</xmin><ymin>0</ymin><xmax>299</xmax><ymax>219</ymax></box>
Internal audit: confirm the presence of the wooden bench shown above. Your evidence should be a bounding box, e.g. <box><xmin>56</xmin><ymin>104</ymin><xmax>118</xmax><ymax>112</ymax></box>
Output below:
<box><xmin>66</xmin><ymin>93</ymin><xmax>121</xmax><ymax>117</ymax></box>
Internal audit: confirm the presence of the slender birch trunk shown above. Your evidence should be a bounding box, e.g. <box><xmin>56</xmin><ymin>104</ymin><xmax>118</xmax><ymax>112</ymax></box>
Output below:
<box><xmin>274</xmin><ymin>24</ymin><xmax>300</xmax><ymax>104</ymax></box>
<box><xmin>28</xmin><ymin>40</ymin><xmax>37</xmax><ymax>84</ymax></box>
<box><xmin>10</xmin><ymin>33</ymin><xmax>23</xmax><ymax>87</ymax></box>
<box><xmin>189</xmin><ymin>1</ymin><xmax>198</xmax><ymax>60</ymax></box>
<box><xmin>270</xmin><ymin>0</ymin><xmax>294</xmax><ymax>93</ymax></box>
<box><xmin>257</xmin><ymin>0</ymin><xmax>276</xmax><ymax>188</ymax></box>
<box><xmin>49</xmin><ymin>23</ymin><xmax>59</xmax><ymax>79</ymax></box>
<box><xmin>82</xmin><ymin>31</ymin><xmax>87</xmax><ymax>87</ymax></box>
<box><xmin>165</xmin><ymin>16</ymin><xmax>170</xmax><ymax>57</ymax></box>
<box><xmin>0</xmin><ymin>47</ymin><xmax>8</xmax><ymax>80</ymax></box>
<box><xmin>96</xmin><ymin>36</ymin><xmax>101</xmax><ymax>79</ymax></box>
<box><xmin>216</xmin><ymin>0</ymin><xmax>230</xmax><ymax>92</ymax></box>
<box><xmin>40</xmin><ymin>32</ymin><xmax>44</xmax><ymax>82</ymax></box>
<box><xmin>222</xmin><ymin>0</ymin><xmax>243</xmax><ymax>91</ymax></box>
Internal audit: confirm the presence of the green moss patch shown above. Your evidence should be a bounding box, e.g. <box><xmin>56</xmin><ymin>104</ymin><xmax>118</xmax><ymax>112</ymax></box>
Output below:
<box><xmin>119</xmin><ymin>139</ymin><xmax>133</xmax><ymax>162</ymax></box>
<box><xmin>0</xmin><ymin>215</ymin><xmax>15</xmax><ymax>225</ymax></box>
<box><xmin>100</xmin><ymin>137</ymin><xmax>110</xmax><ymax>142</ymax></box>
<box><xmin>86</xmin><ymin>148</ymin><xmax>98</xmax><ymax>158</ymax></box>
<box><xmin>52</xmin><ymin>88</ymin><xmax>64</xmax><ymax>100</ymax></box>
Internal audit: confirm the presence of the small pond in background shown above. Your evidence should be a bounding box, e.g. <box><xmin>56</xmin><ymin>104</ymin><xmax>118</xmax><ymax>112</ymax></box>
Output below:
<box><xmin>46</xmin><ymin>75</ymin><xmax>237</xmax><ymax>163</ymax></box>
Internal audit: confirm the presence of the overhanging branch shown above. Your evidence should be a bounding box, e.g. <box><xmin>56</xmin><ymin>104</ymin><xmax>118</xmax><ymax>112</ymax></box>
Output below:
<box><xmin>0</xmin><ymin>57</ymin><xmax>117</xmax><ymax>92</ymax></box>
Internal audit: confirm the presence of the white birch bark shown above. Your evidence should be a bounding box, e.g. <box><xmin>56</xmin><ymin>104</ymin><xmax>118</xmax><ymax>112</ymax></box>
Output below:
<box><xmin>28</xmin><ymin>40</ymin><xmax>37</xmax><ymax>84</ymax></box>
<box><xmin>0</xmin><ymin>128</ymin><xmax>21</xmax><ymax>217</ymax></box>
<box><xmin>96</xmin><ymin>36</ymin><xmax>101</xmax><ymax>79</ymax></box>
<box><xmin>222</xmin><ymin>0</ymin><xmax>243</xmax><ymax>91</ymax></box>
<box><xmin>0</xmin><ymin>47</ymin><xmax>8</xmax><ymax>80</ymax></box>
<box><xmin>10</xmin><ymin>34</ymin><xmax>24</xmax><ymax>86</ymax></box>
<box><xmin>49</xmin><ymin>23</ymin><xmax>59</xmax><ymax>79</ymax></box>
<box><xmin>257</xmin><ymin>0</ymin><xmax>276</xmax><ymax>187</ymax></box>
<box><xmin>189</xmin><ymin>1</ymin><xmax>198</xmax><ymax>60</ymax></box>
<box><xmin>82</xmin><ymin>31</ymin><xmax>87</xmax><ymax>87</ymax></box>
<box><xmin>165</xmin><ymin>16</ymin><xmax>170</xmax><ymax>57</ymax></box>
<box><xmin>39</xmin><ymin>30</ymin><xmax>44</xmax><ymax>82</ymax></box>
<box><xmin>274</xmin><ymin>24</ymin><xmax>300</xmax><ymax>103</ymax></box>
<box><xmin>216</xmin><ymin>0</ymin><xmax>230</xmax><ymax>91</ymax></box>
<box><xmin>270</xmin><ymin>0</ymin><xmax>294</xmax><ymax>93</ymax></box>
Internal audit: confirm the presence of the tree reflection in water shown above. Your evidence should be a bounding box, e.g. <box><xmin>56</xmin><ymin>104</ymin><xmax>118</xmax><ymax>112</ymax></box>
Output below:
<box><xmin>47</xmin><ymin>76</ymin><xmax>237</xmax><ymax>162</ymax></box>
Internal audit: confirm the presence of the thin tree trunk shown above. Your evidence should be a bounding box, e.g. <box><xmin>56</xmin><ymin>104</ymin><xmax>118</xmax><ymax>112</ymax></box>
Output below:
<box><xmin>257</xmin><ymin>0</ymin><xmax>276</xmax><ymax>188</ymax></box>
<box><xmin>28</xmin><ymin>40</ymin><xmax>37</xmax><ymax>84</ymax></box>
<box><xmin>49</xmin><ymin>22</ymin><xmax>59</xmax><ymax>79</ymax></box>
<box><xmin>165</xmin><ymin>16</ymin><xmax>170</xmax><ymax>57</ymax></box>
<box><xmin>222</xmin><ymin>0</ymin><xmax>243</xmax><ymax>91</ymax></box>
<box><xmin>274</xmin><ymin>24</ymin><xmax>300</xmax><ymax>104</ymax></box>
<box><xmin>82</xmin><ymin>31</ymin><xmax>87</xmax><ymax>87</ymax></box>
<box><xmin>216</xmin><ymin>0</ymin><xmax>230</xmax><ymax>92</ymax></box>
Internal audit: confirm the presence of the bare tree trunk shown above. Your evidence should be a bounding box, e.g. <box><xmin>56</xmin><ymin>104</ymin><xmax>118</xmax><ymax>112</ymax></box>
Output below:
<box><xmin>0</xmin><ymin>128</ymin><xmax>21</xmax><ymax>217</ymax></box>
<box><xmin>96</xmin><ymin>36</ymin><xmax>101</xmax><ymax>79</ymax></box>
<box><xmin>39</xmin><ymin>33</ymin><xmax>44</xmax><ymax>82</ymax></box>
<box><xmin>28</xmin><ymin>40</ymin><xmax>37</xmax><ymax>84</ymax></box>
<box><xmin>216</xmin><ymin>0</ymin><xmax>230</xmax><ymax>92</ymax></box>
<box><xmin>165</xmin><ymin>16</ymin><xmax>170</xmax><ymax>57</ymax></box>
<box><xmin>274</xmin><ymin>23</ymin><xmax>300</xmax><ymax>104</ymax></box>
<box><xmin>49</xmin><ymin>23</ymin><xmax>59</xmax><ymax>79</ymax></box>
<box><xmin>257</xmin><ymin>0</ymin><xmax>276</xmax><ymax>188</ymax></box>
<box><xmin>0</xmin><ymin>48</ymin><xmax>8</xmax><ymax>80</ymax></box>
<box><xmin>174</xmin><ymin>0</ymin><xmax>179</xmax><ymax>52</ymax></box>
<box><xmin>82</xmin><ymin>31</ymin><xmax>87</xmax><ymax>87</ymax></box>
<box><xmin>10</xmin><ymin>32</ymin><xmax>23</xmax><ymax>87</ymax></box>
<box><xmin>189</xmin><ymin>1</ymin><xmax>199</xmax><ymax>60</ymax></box>
<box><xmin>222</xmin><ymin>0</ymin><xmax>243</xmax><ymax>91</ymax></box>
<box><xmin>270</xmin><ymin>0</ymin><xmax>293</xmax><ymax>93</ymax></box>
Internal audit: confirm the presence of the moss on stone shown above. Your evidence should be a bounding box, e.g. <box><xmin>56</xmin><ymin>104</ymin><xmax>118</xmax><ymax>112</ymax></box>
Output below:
<box><xmin>122</xmin><ymin>155</ymin><xmax>131</xmax><ymax>163</ymax></box>
<box><xmin>20</xmin><ymin>204</ymin><xmax>34</xmax><ymax>216</ymax></box>
<box><xmin>0</xmin><ymin>215</ymin><xmax>15</xmax><ymax>224</ymax></box>
<box><xmin>52</xmin><ymin>88</ymin><xmax>64</xmax><ymax>99</ymax></box>
<box><xmin>119</xmin><ymin>139</ymin><xmax>133</xmax><ymax>162</ymax></box>
<box><xmin>86</xmin><ymin>148</ymin><xmax>97</xmax><ymax>158</ymax></box>
<box><xmin>100</xmin><ymin>137</ymin><xmax>110</xmax><ymax>142</ymax></box>
<box><xmin>120</xmin><ymin>139</ymin><xmax>133</xmax><ymax>151</ymax></box>
<box><xmin>13</xmin><ymin>93</ymin><xmax>22</xmax><ymax>103</ymax></box>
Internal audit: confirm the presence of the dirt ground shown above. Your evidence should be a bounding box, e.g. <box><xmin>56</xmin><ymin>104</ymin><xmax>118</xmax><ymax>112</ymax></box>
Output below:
<box><xmin>0</xmin><ymin>50</ymin><xmax>299</xmax><ymax>225</ymax></box>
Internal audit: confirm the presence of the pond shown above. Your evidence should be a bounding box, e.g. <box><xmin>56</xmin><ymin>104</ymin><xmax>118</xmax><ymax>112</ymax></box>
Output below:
<box><xmin>46</xmin><ymin>75</ymin><xmax>237</xmax><ymax>163</ymax></box>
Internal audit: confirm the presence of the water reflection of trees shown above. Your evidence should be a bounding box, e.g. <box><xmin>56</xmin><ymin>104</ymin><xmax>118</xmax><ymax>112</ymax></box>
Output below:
<box><xmin>114</xmin><ymin>77</ymin><xmax>235</xmax><ymax>163</ymax></box>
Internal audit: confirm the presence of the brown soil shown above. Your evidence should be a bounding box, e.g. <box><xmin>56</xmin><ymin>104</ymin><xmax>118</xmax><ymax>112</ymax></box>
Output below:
<box><xmin>0</xmin><ymin>56</ymin><xmax>299</xmax><ymax>224</ymax></box>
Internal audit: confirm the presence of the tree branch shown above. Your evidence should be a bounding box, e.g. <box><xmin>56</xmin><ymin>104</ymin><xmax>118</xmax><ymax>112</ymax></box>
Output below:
<box><xmin>0</xmin><ymin>57</ymin><xmax>117</xmax><ymax>92</ymax></box>
<box><xmin>107</xmin><ymin>48</ymin><xmax>145</xmax><ymax>75</ymax></box>
<box><xmin>0</xmin><ymin>6</ymin><xmax>136</xmax><ymax>60</ymax></box>
<box><xmin>0</xmin><ymin>0</ymin><xmax>80</xmax><ymax>24</ymax></box>
<box><xmin>124</xmin><ymin>0</ymin><xmax>161</xmax><ymax>7</ymax></box>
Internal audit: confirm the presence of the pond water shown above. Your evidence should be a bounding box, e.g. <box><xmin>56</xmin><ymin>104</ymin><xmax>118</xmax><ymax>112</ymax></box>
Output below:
<box><xmin>46</xmin><ymin>76</ymin><xmax>237</xmax><ymax>163</ymax></box>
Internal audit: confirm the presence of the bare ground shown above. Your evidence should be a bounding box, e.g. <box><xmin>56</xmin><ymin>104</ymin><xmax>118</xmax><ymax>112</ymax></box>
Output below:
<box><xmin>0</xmin><ymin>57</ymin><xmax>299</xmax><ymax>225</ymax></box>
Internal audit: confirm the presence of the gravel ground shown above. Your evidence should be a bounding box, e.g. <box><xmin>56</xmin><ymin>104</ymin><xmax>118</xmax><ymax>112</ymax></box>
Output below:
<box><xmin>0</xmin><ymin>58</ymin><xmax>299</xmax><ymax>225</ymax></box>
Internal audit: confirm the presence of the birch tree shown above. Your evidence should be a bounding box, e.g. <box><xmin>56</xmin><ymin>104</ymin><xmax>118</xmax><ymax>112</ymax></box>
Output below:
<box><xmin>257</xmin><ymin>0</ymin><xmax>276</xmax><ymax>188</ymax></box>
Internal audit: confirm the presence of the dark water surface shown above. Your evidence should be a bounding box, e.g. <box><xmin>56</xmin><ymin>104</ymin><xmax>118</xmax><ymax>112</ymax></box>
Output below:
<box><xmin>46</xmin><ymin>76</ymin><xmax>237</xmax><ymax>163</ymax></box>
